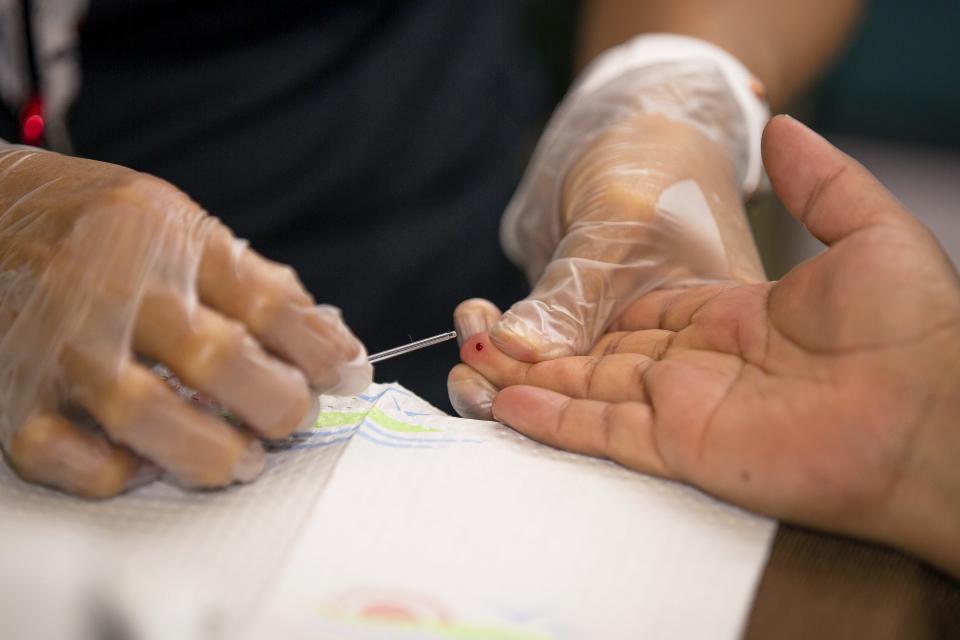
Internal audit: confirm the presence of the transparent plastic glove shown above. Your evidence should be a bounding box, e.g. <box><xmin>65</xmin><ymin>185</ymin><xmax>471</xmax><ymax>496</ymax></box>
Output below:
<box><xmin>450</xmin><ymin>37</ymin><xmax>769</xmax><ymax>418</ymax></box>
<box><xmin>495</xmin><ymin>61</ymin><xmax>767</xmax><ymax>360</ymax></box>
<box><xmin>0</xmin><ymin>146</ymin><xmax>371</xmax><ymax>498</ymax></box>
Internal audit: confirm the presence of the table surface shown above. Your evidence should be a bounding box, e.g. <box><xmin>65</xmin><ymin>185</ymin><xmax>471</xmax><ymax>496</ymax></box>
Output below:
<box><xmin>744</xmin><ymin>525</ymin><xmax>960</xmax><ymax>639</ymax></box>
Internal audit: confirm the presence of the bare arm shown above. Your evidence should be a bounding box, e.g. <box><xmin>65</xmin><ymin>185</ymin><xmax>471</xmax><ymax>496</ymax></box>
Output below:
<box><xmin>577</xmin><ymin>0</ymin><xmax>865</xmax><ymax>109</ymax></box>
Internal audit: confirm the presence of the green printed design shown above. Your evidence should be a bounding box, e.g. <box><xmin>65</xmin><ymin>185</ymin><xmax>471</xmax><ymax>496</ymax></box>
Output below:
<box><xmin>368</xmin><ymin>407</ymin><xmax>441</xmax><ymax>433</ymax></box>
<box><xmin>312</xmin><ymin>408</ymin><xmax>440</xmax><ymax>434</ymax></box>
<box><xmin>314</xmin><ymin>412</ymin><xmax>365</xmax><ymax>429</ymax></box>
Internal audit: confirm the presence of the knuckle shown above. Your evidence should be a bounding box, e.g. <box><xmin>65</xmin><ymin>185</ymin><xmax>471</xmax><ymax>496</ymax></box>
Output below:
<box><xmin>552</xmin><ymin>396</ymin><xmax>576</xmax><ymax>441</ymax></box>
<box><xmin>629</xmin><ymin>358</ymin><xmax>652</xmax><ymax>402</ymax></box>
<box><xmin>7</xmin><ymin>413</ymin><xmax>63</xmax><ymax>465</ymax></box>
<box><xmin>597</xmin><ymin>403</ymin><xmax>618</xmax><ymax>454</ymax></box>
<box><xmin>601</xmin><ymin>333</ymin><xmax>627</xmax><ymax>356</ymax></box>
<box><xmin>95</xmin><ymin>365</ymin><xmax>158</xmax><ymax>435</ymax></box>
<box><xmin>179</xmin><ymin>316</ymin><xmax>248</xmax><ymax>386</ymax></box>
<box><xmin>7</xmin><ymin>413</ymin><xmax>134</xmax><ymax>498</ymax></box>
<box><xmin>86</xmin><ymin>172</ymin><xmax>207</xmax><ymax>232</ymax></box>
<box><xmin>115</xmin><ymin>172</ymin><xmax>180</xmax><ymax>202</ymax></box>
<box><xmin>241</xmin><ymin>284</ymin><xmax>301</xmax><ymax>335</ymax></box>
<box><xmin>563</xmin><ymin>160</ymin><xmax>657</xmax><ymax>228</ymax></box>
<box><xmin>97</xmin><ymin>368</ymin><xmax>243</xmax><ymax>487</ymax></box>
<box><xmin>247</xmin><ymin>251</ymin><xmax>308</xmax><ymax>297</ymax></box>
<box><xmin>582</xmin><ymin>357</ymin><xmax>602</xmax><ymax>398</ymax></box>
<box><xmin>652</xmin><ymin>333</ymin><xmax>675</xmax><ymax>360</ymax></box>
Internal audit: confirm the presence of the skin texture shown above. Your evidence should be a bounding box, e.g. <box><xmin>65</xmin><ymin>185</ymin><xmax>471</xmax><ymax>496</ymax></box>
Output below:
<box><xmin>454</xmin><ymin>116</ymin><xmax>960</xmax><ymax>579</ymax></box>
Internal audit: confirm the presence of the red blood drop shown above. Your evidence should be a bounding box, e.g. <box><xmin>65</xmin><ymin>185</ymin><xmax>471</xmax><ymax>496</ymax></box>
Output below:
<box><xmin>22</xmin><ymin>114</ymin><xmax>44</xmax><ymax>141</ymax></box>
<box><xmin>475</xmin><ymin>342</ymin><xmax>484</xmax><ymax>352</ymax></box>
<box><xmin>20</xmin><ymin>93</ymin><xmax>45</xmax><ymax>146</ymax></box>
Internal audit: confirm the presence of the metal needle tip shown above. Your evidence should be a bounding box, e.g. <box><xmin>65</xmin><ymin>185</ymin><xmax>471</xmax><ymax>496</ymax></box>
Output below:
<box><xmin>367</xmin><ymin>331</ymin><xmax>458</xmax><ymax>364</ymax></box>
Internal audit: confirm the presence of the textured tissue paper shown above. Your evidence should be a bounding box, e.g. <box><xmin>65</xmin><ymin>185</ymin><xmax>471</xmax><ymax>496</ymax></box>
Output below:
<box><xmin>0</xmin><ymin>383</ymin><xmax>775</xmax><ymax>639</ymax></box>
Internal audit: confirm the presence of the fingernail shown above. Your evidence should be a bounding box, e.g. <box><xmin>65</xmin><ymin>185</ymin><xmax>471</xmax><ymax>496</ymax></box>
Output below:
<box><xmin>776</xmin><ymin>113</ymin><xmax>814</xmax><ymax>133</ymax></box>
<box><xmin>293</xmin><ymin>395</ymin><xmax>321</xmax><ymax>432</ymax></box>
<box><xmin>234</xmin><ymin>439</ymin><xmax>265</xmax><ymax>483</ymax></box>
<box><xmin>327</xmin><ymin>354</ymin><xmax>373</xmax><ymax>396</ymax></box>
<box><xmin>448</xmin><ymin>376</ymin><xmax>497</xmax><ymax>420</ymax></box>
<box><xmin>455</xmin><ymin>312</ymin><xmax>493</xmax><ymax>347</ymax></box>
<box><xmin>123</xmin><ymin>462</ymin><xmax>162</xmax><ymax>491</ymax></box>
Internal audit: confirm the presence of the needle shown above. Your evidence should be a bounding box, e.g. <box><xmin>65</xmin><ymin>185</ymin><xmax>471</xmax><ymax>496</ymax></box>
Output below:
<box><xmin>367</xmin><ymin>331</ymin><xmax>458</xmax><ymax>364</ymax></box>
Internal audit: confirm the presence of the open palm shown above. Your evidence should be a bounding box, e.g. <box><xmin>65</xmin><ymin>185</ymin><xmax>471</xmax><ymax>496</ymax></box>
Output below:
<box><xmin>458</xmin><ymin>117</ymin><xmax>960</xmax><ymax>576</ymax></box>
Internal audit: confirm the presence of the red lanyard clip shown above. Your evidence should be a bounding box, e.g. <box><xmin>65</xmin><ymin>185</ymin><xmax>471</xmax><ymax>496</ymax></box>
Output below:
<box><xmin>20</xmin><ymin>92</ymin><xmax>45</xmax><ymax>146</ymax></box>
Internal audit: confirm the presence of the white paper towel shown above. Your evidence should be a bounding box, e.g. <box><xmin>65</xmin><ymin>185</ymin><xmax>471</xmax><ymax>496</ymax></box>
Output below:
<box><xmin>0</xmin><ymin>383</ymin><xmax>775</xmax><ymax>639</ymax></box>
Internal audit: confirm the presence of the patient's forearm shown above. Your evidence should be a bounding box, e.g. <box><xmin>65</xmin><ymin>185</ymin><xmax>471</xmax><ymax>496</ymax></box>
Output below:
<box><xmin>577</xmin><ymin>0</ymin><xmax>864</xmax><ymax>109</ymax></box>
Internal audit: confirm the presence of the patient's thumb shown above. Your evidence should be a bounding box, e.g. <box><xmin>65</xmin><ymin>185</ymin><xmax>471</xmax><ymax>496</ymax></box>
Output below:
<box><xmin>761</xmin><ymin>115</ymin><xmax>910</xmax><ymax>246</ymax></box>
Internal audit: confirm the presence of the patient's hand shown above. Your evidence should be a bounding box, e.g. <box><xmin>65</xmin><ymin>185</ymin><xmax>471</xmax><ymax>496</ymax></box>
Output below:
<box><xmin>452</xmin><ymin>116</ymin><xmax>960</xmax><ymax>578</ymax></box>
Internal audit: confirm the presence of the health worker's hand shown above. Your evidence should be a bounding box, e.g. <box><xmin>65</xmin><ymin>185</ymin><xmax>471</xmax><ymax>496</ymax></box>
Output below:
<box><xmin>456</xmin><ymin>116</ymin><xmax>960</xmax><ymax>578</ymax></box>
<box><xmin>0</xmin><ymin>146</ymin><xmax>371</xmax><ymax>498</ymax></box>
<box><xmin>450</xmin><ymin>53</ymin><xmax>767</xmax><ymax>418</ymax></box>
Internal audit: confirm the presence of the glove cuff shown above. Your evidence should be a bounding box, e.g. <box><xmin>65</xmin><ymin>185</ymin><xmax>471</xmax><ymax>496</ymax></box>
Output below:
<box><xmin>574</xmin><ymin>33</ymin><xmax>771</xmax><ymax>197</ymax></box>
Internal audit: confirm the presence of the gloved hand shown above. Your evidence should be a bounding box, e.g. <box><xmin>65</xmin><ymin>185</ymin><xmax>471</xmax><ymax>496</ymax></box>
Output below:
<box><xmin>450</xmin><ymin>35</ymin><xmax>769</xmax><ymax>418</ymax></box>
<box><xmin>0</xmin><ymin>145</ymin><xmax>371</xmax><ymax>498</ymax></box>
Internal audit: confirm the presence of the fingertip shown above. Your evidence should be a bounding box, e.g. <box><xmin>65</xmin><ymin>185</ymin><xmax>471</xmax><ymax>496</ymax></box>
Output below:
<box><xmin>761</xmin><ymin>113</ymin><xmax>800</xmax><ymax>144</ymax></box>
<box><xmin>453</xmin><ymin>298</ymin><xmax>501</xmax><ymax>346</ymax></box>
<box><xmin>325</xmin><ymin>353</ymin><xmax>374</xmax><ymax>396</ymax></box>
<box><xmin>762</xmin><ymin>115</ymin><xmax>803</xmax><ymax>186</ymax></box>
<box><xmin>459</xmin><ymin>330</ymin><xmax>540</xmax><ymax>393</ymax></box>
<box><xmin>233</xmin><ymin>437</ymin><xmax>265</xmax><ymax>484</ymax></box>
<box><xmin>459</xmin><ymin>330</ymin><xmax>511</xmax><ymax>369</ymax></box>
<box><xmin>122</xmin><ymin>461</ymin><xmax>162</xmax><ymax>493</ymax></box>
<box><xmin>291</xmin><ymin>395</ymin><xmax>321</xmax><ymax>433</ymax></box>
<box><xmin>458</xmin><ymin>331</ymin><xmax>490</xmax><ymax>364</ymax></box>
<box><xmin>283</xmin><ymin>304</ymin><xmax>372</xmax><ymax>392</ymax></box>
<box><xmin>311</xmin><ymin>304</ymin><xmax>362</xmax><ymax>361</ymax></box>
<box><xmin>762</xmin><ymin>114</ymin><xmax>904</xmax><ymax>245</ymax></box>
<box><xmin>762</xmin><ymin>113</ymin><xmax>822</xmax><ymax>149</ymax></box>
<box><xmin>446</xmin><ymin>363</ymin><xmax>497</xmax><ymax>420</ymax></box>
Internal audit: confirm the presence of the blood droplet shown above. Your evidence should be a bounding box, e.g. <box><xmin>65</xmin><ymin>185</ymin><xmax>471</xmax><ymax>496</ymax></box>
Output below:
<box><xmin>475</xmin><ymin>342</ymin><xmax>484</xmax><ymax>352</ymax></box>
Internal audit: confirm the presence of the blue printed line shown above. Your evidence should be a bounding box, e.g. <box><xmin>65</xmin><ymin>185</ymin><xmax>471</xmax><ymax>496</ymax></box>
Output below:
<box><xmin>300</xmin><ymin>426</ymin><xmax>356</xmax><ymax>438</ymax></box>
<box><xmin>358</xmin><ymin>387</ymin><xmax>414</xmax><ymax>404</ymax></box>
<box><xmin>284</xmin><ymin>434</ymin><xmax>355</xmax><ymax>450</ymax></box>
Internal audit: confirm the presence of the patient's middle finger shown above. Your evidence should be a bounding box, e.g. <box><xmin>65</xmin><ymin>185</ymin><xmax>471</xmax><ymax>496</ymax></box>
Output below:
<box><xmin>461</xmin><ymin>332</ymin><xmax>652</xmax><ymax>403</ymax></box>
